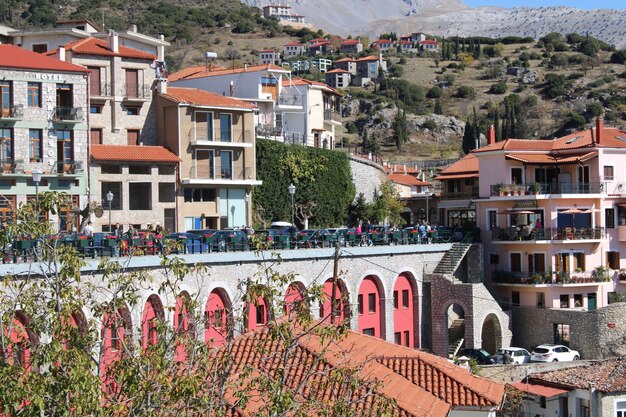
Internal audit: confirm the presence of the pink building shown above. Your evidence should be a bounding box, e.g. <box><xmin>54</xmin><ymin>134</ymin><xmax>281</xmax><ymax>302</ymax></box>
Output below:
<box><xmin>474</xmin><ymin>119</ymin><xmax>626</xmax><ymax>311</ymax></box>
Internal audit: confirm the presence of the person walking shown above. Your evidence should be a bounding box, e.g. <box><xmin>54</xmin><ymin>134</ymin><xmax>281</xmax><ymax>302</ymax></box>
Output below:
<box><xmin>84</xmin><ymin>221</ymin><xmax>94</xmax><ymax>238</ymax></box>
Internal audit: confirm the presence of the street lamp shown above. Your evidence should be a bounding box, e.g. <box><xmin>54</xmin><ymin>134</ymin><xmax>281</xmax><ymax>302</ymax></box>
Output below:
<box><xmin>106</xmin><ymin>191</ymin><xmax>114</xmax><ymax>232</ymax></box>
<box><xmin>244</xmin><ymin>192</ymin><xmax>250</xmax><ymax>227</ymax></box>
<box><xmin>32</xmin><ymin>170</ymin><xmax>42</xmax><ymax>220</ymax></box>
<box><xmin>288</xmin><ymin>183</ymin><xmax>296</xmax><ymax>225</ymax></box>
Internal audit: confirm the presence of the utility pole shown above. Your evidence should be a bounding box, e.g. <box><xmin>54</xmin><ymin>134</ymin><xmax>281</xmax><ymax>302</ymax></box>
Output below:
<box><xmin>330</xmin><ymin>241</ymin><xmax>341</xmax><ymax>324</ymax></box>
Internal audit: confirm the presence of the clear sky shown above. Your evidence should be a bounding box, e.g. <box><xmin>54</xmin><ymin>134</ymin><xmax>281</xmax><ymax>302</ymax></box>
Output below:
<box><xmin>464</xmin><ymin>0</ymin><xmax>624</xmax><ymax>8</ymax></box>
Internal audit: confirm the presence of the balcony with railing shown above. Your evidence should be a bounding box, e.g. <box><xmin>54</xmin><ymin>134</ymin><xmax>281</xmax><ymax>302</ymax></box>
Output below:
<box><xmin>440</xmin><ymin>188</ymin><xmax>479</xmax><ymax>200</ymax></box>
<box><xmin>53</xmin><ymin>161</ymin><xmax>84</xmax><ymax>176</ymax></box>
<box><xmin>0</xmin><ymin>159</ymin><xmax>25</xmax><ymax>174</ymax></box>
<box><xmin>90</xmin><ymin>82</ymin><xmax>111</xmax><ymax>98</ymax></box>
<box><xmin>122</xmin><ymin>84</ymin><xmax>151</xmax><ymax>100</ymax></box>
<box><xmin>323</xmin><ymin>108</ymin><xmax>341</xmax><ymax>123</ymax></box>
<box><xmin>492</xmin><ymin>269</ymin><xmax>611</xmax><ymax>285</ymax></box>
<box><xmin>256</xmin><ymin>125</ymin><xmax>283</xmax><ymax>138</ymax></box>
<box><xmin>54</xmin><ymin>107</ymin><xmax>84</xmax><ymax>122</ymax></box>
<box><xmin>491</xmin><ymin>226</ymin><xmax>605</xmax><ymax>243</ymax></box>
<box><xmin>490</xmin><ymin>182</ymin><xmax>604</xmax><ymax>197</ymax></box>
<box><xmin>277</xmin><ymin>94</ymin><xmax>303</xmax><ymax>107</ymax></box>
<box><xmin>184</xmin><ymin>165</ymin><xmax>253</xmax><ymax>184</ymax></box>
<box><xmin>191</xmin><ymin>129</ymin><xmax>253</xmax><ymax>145</ymax></box>
<box><xmin>0</xmin><ymin>105</ymin><xmax>23</xmax><ymax>120</ymax></box>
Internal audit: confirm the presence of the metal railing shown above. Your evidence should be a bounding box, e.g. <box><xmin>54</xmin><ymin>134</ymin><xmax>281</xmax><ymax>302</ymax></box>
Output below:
<box><xmin>122</xmin><ymin>84</ymin><xmax>151</xmax><ymax>99</ymax></box>
<box><xmin>90</xmin><ymin>82</ymin><xmax>111</xmax><ymax>96</ymax></box>
<box><xmin>54</xmin><ymin>161</ymin><xmax>84</xmax><ymax>175</ymax></box>
<box><xmin>193</xmin><ymin>129</ymin><xmax>253</xmax><ymax>144</ymax></box>
<box><xmin>323</xmin><ymin>109</ymin><xmax>341</xmax><ymax>122</ymax></box>
<box><xmin>55</xmin><ymin>107</ymin><xmax>84</xmax><ymax>121</ymax></box>
<box><xmin>490</xmin><ymin>182</ymin><xmax>604</xmax><ymax>196</ymax></box>
<box><xmin>189</xmin><ymin>166</ymin><xmax>252</xmax><ymax>181</ymax></box>
<box><xmin>492</xmin><ymin>269</ymin><xmax>611</xmax><ymax>285</ymax></box>
<box><xmin>440</xmin><ymin>190</ymin><xmax>479</xmax><ymax>200</ymax></box>
<box><xmin>277</xmin><ymin>94</ymin><xmax>303</xmax><ymax>106</ymax></box>
<box><xmin>284</xmin><ymin>132</ymin><xmax>306</xmax><ymax>146</ymax></box>
<box><xmin>491</xmin><ymin>226</ymin><xmax>604</xmax><ymax>242</ymax></box>
<box><xmin>256</xmin><ymin>125</ymin><xmax>283</xmax><ymax>138</ymax></box>
<box><xmin>0</xmin><ymin>105</ymin><xmax>23</xmax><ymax>119</ymax></box>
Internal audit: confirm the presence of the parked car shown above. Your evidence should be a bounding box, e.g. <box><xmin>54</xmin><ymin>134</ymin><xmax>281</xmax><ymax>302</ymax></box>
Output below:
<box><xmin>460</xmin><ymin>348</ymin><xmax>496</xmax><ymax>365</ymax></box>
<box><xmin>494</xmin><ymin>347</ymin><xmax>531</xmax><ymax>364</ymax></box>
<box><xmin>531</xmin><ymin>344</ymin><xmax>580</xmax><ymax>362</ymax></box>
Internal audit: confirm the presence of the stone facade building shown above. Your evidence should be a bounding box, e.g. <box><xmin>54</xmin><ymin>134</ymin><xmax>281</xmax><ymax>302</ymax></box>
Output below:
<box><xmin>0</xmin><ymin>44</ymin><xmax>89</xmax><ymax>231</ymax></box>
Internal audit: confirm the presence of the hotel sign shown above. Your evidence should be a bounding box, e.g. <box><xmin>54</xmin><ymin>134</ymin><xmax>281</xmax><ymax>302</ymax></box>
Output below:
<box><xmin>513</xmin><ymin>200</ymin><xmax>538</xmax><ymax>209</ymax></box>
<box><xmin>34</xmin><ymin>73</ymin><xmax>65</xmax><ymax>81</ymax></box>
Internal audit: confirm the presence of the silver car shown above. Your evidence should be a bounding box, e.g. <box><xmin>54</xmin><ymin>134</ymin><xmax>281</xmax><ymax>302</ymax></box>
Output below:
<box><xmin>494</xmin><ymin>347</ymin><xmax>531</xmax><ymax>364</ymax></box>
<box><xmin>531</xmin><ymin>344</ymin><xmax>580</xmax><ymax>362</ymax></box>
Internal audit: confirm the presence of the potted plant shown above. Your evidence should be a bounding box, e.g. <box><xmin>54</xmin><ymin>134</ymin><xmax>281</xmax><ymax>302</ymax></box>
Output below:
<box><xmin>76</xmin><ymin>235</ymin><xmax>90</xmax><ymax>248</ymax></box>
<box><xmin>619</xmin><ymin>269</ymin><xmax>626</xmax><ymax>281</ymax></box>
<box><xmin>104</xmin><ymin>235</ymin><xmax>118</xmax><ymax>247</ymax></box>
<box><xmin>530</xmin><ymin>182</ymin><xmax>541</xmax><ymax>195</ymax></box>
<box><xmin>494</xmin><ymin>183</ymin><xmax>505</xmax><ymax>196</ymax></box>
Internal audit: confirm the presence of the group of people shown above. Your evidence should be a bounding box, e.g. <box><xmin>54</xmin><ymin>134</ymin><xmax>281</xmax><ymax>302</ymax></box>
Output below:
<box><xmin>82</xmin><ymin>222</ymin><xmax>164</xmax><ymax>239</ymax></box>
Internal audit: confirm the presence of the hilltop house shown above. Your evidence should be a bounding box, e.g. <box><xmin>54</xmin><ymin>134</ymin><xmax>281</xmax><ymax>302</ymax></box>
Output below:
<box><xmin>258</xmin><ymin>49</ymin><xmax>281</xmax><ymax>65</ymax></box>
<box><xmin>340</xmin><ymin>39</ymin><xmax>363</xmax><ymax>54</ymax></box>
<box><xmin>156</xmin><ymin>86</ymin><xmax>260</xmax><ymax>230</ymax></box>
<box><xmin>283</xmin><ymin>41</ymin><xmax>305</xmax><ymax>58</ymax></box>
<box><xmin>262</xmin><ymin>4</ymin><xmax>305</xmax><ymax>23</ymax></box>
<box><xmin>325</xmin><ymin>68</ymin><xmax>351</xmax><ymax>89</ymax></box>
<box><xmin>388</xmin><ymin>172</ymin><xmax>434</xmax><ymax>226</ymax></box>
<box><xmin>371</xmin><ymin>39</ymin><xmax>394</xmax><ymax>52</ymax></box>
<box><xmin>420</xmin><ymin>40</ymin><xmax>439</xmax><ymax>53</ymax></box>
<box><xmin>333</xmin><ymin>57</ymin><xmax>357</xmax><ymax>75</ymax></box>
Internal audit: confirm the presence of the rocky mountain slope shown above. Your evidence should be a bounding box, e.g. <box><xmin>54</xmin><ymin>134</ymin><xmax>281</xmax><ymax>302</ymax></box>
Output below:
<box><xmin>242</xmin><ymin>1</ymin><xmax>626</xmax><ymax>48</ymax></box>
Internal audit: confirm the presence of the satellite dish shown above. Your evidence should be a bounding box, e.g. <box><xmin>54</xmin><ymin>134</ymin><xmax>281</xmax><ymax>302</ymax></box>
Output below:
<box><xmin>94</xmin><ymin>207</ymin><xmax>104</xmax><ymax>218</ymax></box>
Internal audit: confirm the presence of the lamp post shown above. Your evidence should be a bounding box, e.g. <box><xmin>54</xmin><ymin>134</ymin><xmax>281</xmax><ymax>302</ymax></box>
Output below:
<box><xmin>288</xmin><ymin>183</ymin><xmax>296</xmax><ymax>225</ymax></box>
<box><xmin>106</xmin><ymin>191</ymin><xmax>113</xmax><ymax>232</ymax></box>
<box><xmin>244</xmin><ymin>192</ymin><xmax>250</xmax><ymax>227</ymax></box>
<box><xmin>32</xmin><ymin>170</ymin><xmax>42</xmax><ymax>220</ymax></box>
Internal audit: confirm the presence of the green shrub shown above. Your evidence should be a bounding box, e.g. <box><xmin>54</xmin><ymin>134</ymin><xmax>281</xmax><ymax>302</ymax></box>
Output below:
<box><xmin>488</xmin><ymin>82</ymin><xmax>508</xmax><ymax>94</ymax></box>
<box><xmin>422</xmin><ymin>119</ymin><xmax>437</xmax><ymax>131</ymax></box>
<box><xmin>427</xmin><ymin>86</ymin><xmax>444</xmax><ymax>98</ymax></box>
<box><xmin>456</xmin><ymin>85</ymin><xmax>476</xmax><ymax>98</ymax></box>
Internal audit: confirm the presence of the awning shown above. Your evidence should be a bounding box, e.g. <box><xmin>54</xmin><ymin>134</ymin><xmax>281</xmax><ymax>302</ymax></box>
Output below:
<box><xmin>505</xmin><ymin>151</ymin><xmax>597</xmax><ymax>165</ymax></box>
<box><xmin>434</xmin><ymin>173</ymin><xmax>479</xmax><ymax>180</ymax></box>
<box><xmin>510</xmin><ymin>382</ymin><xmax>569</xmax><ymax>397</ymax></box>
<box><xmin>437</xmin><ymin>200</ymin><xmax>473</xmax><ymax>209</ymax></box>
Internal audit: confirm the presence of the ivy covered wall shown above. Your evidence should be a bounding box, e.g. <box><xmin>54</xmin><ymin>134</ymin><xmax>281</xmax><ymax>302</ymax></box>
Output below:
<box><xmin>254</xmin><ymin>139</ymin><xmax>355</xmax><ymax>228</ymax></box>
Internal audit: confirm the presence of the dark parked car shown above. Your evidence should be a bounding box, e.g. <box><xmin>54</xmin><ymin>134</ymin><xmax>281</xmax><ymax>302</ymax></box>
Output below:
<box><xmin>460</xmin><ymin>348</ymin><xmax>496</xmax><ymax>365</ymax></box>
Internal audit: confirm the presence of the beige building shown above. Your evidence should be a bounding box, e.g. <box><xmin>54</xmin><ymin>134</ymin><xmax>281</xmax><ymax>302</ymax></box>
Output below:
<box><xmin>156</xmin><ymin>85</ymin><xmax>261</xmax><ymax>230</ymax></box>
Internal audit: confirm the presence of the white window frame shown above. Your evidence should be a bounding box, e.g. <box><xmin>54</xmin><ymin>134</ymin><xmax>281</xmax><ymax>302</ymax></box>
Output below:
<box><xmin>194</xmin><ymin>111</ymin><xmax>213</xmax><ymax>142</ymax></box>
<box><xmin>510</xmin><ymin>166</ymin><xmax>524</xmax><ymax>185</ymax></box>
<box><xmin>528</xmin><ymin>251</ymin><xmax>547</xmax><ymax>274</ymax></box>
<box><xmin>614</xmin><ymin>398</ymin><xmax>626</xmax><ymax>417</ymax></box>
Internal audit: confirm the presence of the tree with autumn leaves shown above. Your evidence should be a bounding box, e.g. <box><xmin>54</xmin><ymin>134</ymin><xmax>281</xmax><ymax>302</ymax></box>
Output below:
<box><xmin>0</xmin><ymin>192</ymin><xmax>394</xmax><ymax>416</ymax></box>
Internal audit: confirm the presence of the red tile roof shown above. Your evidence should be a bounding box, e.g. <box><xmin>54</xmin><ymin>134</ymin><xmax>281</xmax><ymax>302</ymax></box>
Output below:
<box><xmin>527</xmin><ymin>357</ymin><xmax>626</xmax><ymax>393</ymax></box>
<box><xmin>46</xmin><ymin>37</ymin><xmax>156</xmax><ymax>60</ymax></box>
<box><xmin>0</xmin><ymin>44</ymin><xmax>89</xmax><ymax>73</ymax></box>
<box><xmin>159</xmin><ymin>87</ymin><xmax>256</xmax><ymax>110</ymax></box>
<box><xmin>309</xmin><ymin>41</ymin><xmax>330</xmax><ymax>48</ymax></box>
<box><xmin>434</xmin><ymin>154</ymin><xmax>478</xmax><ymax>181</ymax></box>
<box><xmin>388</xmin><ymin>173</ymin><xmax>430</xmax><ymax>187</ymax></box>
<box><xmin>334</xmin><ymin>57</ymin><xmax>356</xmax><ymax>63</ymax></box>
<box><xmin>169</xmin><ymin>63</ymin><xmax>287</xmax><ymax>82</ymax></box>
<box><xmin>341</xmin><ymin>39</ymin><xmax>360</xmax><ymax>45</ymax></box>
<box><xmin>164</xmin><ymin>64</ymin><xmax>226</xmax><ymax>82</ymax></box>
<box><xmin>212</xmin><ymin>322</ymin><xmax>504</xmax><ymax>416</ymax></box>
<box><xmin>259</xmin><ymin>49</ymin><xmax>277</xmax><ymax>53</ymax></box>
<box><xmin>326</xmin><ymin>68</ymin><xmax>350</xmax><ymax>74</ymax></box>
<box><xmin>373</xmin><ymin>39</ymin><xmax>394</xmax><ymax>44</ymax></box>
<box><xmin>357</xmin><ymin>55</ymin><xmax>380</xmax><ymax>61</ymax></box>
<box><xmin>505</xmin><ymin>151</ymin><xmax>597</xmax><ymax>164</ymax></box>
<box><xmin>282</xmin><ymin>78</ymin><xmax>341</xmax><ymax>95</ymax></box>
<box><xmin>284</xmin><ymin>41</ymin><xmax>303</xmax><ymax>47</ymax></box>
<box><xmin>91</xmin><ymin>145</ymin><xmax>179</xmax><ymax>163</ymax></box>
<box><xmin>419</xmin><ymin>40</ymin><xmax>439</xmax><ymax>45</ymax></box>
<box><xmin>399</xmin><ymin>40</ymin><xmax>413</xmax><ymax>45</ymax></box>
<box><xmin>473</xmin><ymin>125</ymin><xmax>626</xmax><ymax>153</ymax></box>
<box><xmin>509</xmin><ymin>382</ymin><xmax>569</xmax><ymax>397</ymax></box>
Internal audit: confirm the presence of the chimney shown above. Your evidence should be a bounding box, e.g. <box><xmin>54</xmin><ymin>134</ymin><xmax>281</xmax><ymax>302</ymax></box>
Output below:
<box><xmin>129</xmin><ymin>24</ymin><xmax>137</xmax><ymax>32</ymax></box>
<box><xmin>58</xmin><ymin>45</ymin><xmax>66</xmax><ymax>61</ymax></box>
<box><xmin>229</xmin><ymin>80</ymin><xmax>235</xmax><ymax>96</ymax></box>
<box><xmin>487</xmin><ymin>124</ymin><xmax>496</xmax><ymax>145</ymax></box>
<box><xmin>108</xmin><ymin>29</ymin><xmax>119</xmax><ymax>53</ymax></box>
<box><xmin>596</xmin><ymin>117</ymin><xmax>604</xmax><ymax>145</ymax></box>
<box><xmin>157</xmin><ymin>78</ymin><xmax>167</xmax><ymax>94</ymax></box>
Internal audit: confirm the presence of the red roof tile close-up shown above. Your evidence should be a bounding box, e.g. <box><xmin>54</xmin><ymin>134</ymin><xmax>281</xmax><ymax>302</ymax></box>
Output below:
<box><xmin>388</xmin><ymin>173</ymin><xmax>430</xmax><ymax>187</ymax></box>
<box><xmin>90</xmin><ymin>145</ymin><xmax>179</xmax><ymax>163</ymax></box>
<box><xmin>527</xmin><ymin>357</ymin><xmax>626</xmax><ymax>393</ymax></box>
<box><xmin>46</xmin><ymin>37</ymin><xmax>156</xmax><ymax>60</ymax></box>
<box><xmin>169</xmin><ymin>63</ymin><xmax>287</xmax><ymax>82</ymax></box>
<box><xmin>0</xmin><ymin>44</ymin><xmax>89</xmax><ymax>73</ymax></box>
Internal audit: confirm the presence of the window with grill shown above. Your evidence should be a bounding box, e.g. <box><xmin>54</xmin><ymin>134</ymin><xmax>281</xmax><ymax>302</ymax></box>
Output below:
<box><xmin>606</xmin><ymin>208</ymin><xmax>616</xmax><ymax>229</ymax></box>
<box><xmin>362</xmin><ymin>328</ymin><xmax>375</xmax><ymax>336</ymax></box>
<box><xmin>357</xmin><ymin>294</ymin><xmax>363</xmax><ymax>315</ymax></box>
<box><xmin>393</xmin><ymin>290</ymin><xmax>398</xmax><ymax>309</ymax></box>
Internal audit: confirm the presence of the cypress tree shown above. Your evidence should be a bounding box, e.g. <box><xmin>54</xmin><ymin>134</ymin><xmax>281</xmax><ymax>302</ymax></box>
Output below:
<box><xmin>434</xmin><ymin>99</ymin><xmax>443</xmax><ymax>115</ymax></box>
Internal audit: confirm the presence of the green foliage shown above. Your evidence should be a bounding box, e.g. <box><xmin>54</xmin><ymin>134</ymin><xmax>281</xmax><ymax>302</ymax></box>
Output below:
<box><xmin>611</xmin><ymin>50</ymin><xmax>626</xmax><ymax>64</ymax></box>
<box><xmin>427</xmin><ymin>86</ymin><xmax>443</xmax><ymax>99</ymax></box>
<box><xmin>393</xmin><ymin>109</ymin><xmax>409</xmax><ymax>150</ymax></box>
<box><xmin>586</xmin><ymin>102</ymin><xmax>604</xmax><ymax>118</ymax></box>
<box><xmin>379</xmin><ymin>79</ymin><xmax>425</xmax><ymax>113</ymax></box>
<box><xmin>456</xmin><ymin>85</ymin><xmax>476</xmax><ymax>99</ymax></box>
<box><xmin>362</xmin><ymin>129</ymin><xmax>380</xmax><ymax>155</ymax></box>
<box><xmin>488</xmin><ymin>81</ymin><xmax>508</xmax><ymax>94</ymax></box>
<box><xmin>348</xmin><ymin>193</ymin><xmax>369</xmax><ymax>225</ymax></box>
<box><xmin>462</xmin><ymin>108</ymin><xmax>479</xmax><ymax>154</ymax></box>
<box><xmin>501</xmin><ymin>94</ymin><xmax>528</xmax><ymax>140</ymax></box>
<box><xmin>434</xmin><ymin>99</ymin><xmax>443</xmax><ymax>115</ymax></box>
<box><xmin>254</xmin><ymin>139</ymin><xmax>355</xmax><ymax>228</ymax></box>
<box><xmin>369</xmin><ymin>181</ymin><xmax>405</xmax><ymax>226</ymax></box>
<box><xmin>542</xmin><ymin>73</ymin><xmax>569</xmax><ymax>99</ymax></box>
<box><xmin>422</xmin><ymin>119</ymin><xmax>437</xmax><ymax>131</ymax></box>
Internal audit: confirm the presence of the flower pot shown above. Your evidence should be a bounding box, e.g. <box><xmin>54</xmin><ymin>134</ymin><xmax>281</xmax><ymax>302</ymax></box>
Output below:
<box><xmin>77</xmin><ymin>239</ymin><xmax>90</xmax><ymax>248</ymax></box>
<box><xmin>104</xmin><ymin>239</ymin><xmax>118</xmax><ymax>247</ymax></box>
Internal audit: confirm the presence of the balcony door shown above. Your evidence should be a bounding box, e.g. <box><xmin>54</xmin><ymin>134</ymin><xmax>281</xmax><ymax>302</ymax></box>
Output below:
<box><xmin>125</xmin><ymin>69</ymin><xmax>139</xmax><ymax>97</ymax></box>
<box><xmin>578</xmin><ymin>165</ymin><xmax>590</xmax><ymax>192</ymax></box>
<box><xmin>196</xmin><ymin>150</ymin><xmax>214</xmax><ymax>179</ymax></box>
<box><xmin>195</xmin><ymin>111</ymin><xmax>213</xmax><ymax>141</ymax></box>
<box><xmin>1</xmin><ymin>81</ymin><xmax>12</xmax><ymax>117</ymax></box>
<box><xmin>528</xmin><ymin>253</ymin><xmax>545</xmax><ymax>274</ymax></box>
<box><xmin>88</xmin><ymin>67</ymin><xmax>101</xmax><ymax>95</ymax></box>
<box><xmin>219</xmin><ymin>114</ymin><xmax>232</xmax><ymax>142</ymax></box>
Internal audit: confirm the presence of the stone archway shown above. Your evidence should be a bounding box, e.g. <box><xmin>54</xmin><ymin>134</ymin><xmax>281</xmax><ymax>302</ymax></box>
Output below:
<box><xmin>357</xmin><ymin>275</ymin><xmax>386</xmax><ymax>339</ymax></box>
<box><xmin>446</xmin><ymin>303</ymin><xmax>465</xmax><ymax>357</ymax></box>
<box><xmin>481</xmin><ymin>313</ymin><xmax>502</xmax><ymax>355</ymax></box>
<box><xmin>205</xmin><ymin>287</ymin><xmax>233</xmax><ymax>347</ymax></box>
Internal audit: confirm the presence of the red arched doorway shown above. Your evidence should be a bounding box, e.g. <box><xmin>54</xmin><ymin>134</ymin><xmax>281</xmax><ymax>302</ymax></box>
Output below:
<box><xmin>141</xmin><ymin>294</ymin><xmax>165</xmax><ymax>349</ymax></box>
<box><xmin>393</xmin><ymin>273</ymin><xmax>419</xmax><ymax>348</ymax></box>
<box><xmin>357</xmin><ymin>275</ymin><xmax>386</xmax><ymax>339</ymax></box>
<box><xmin>205</xmin><ymin>288</ymin><xmax>232</xmax><ymax>347</ymax></box>
<box><xmin>320</xmin><ymin>278</ymin><xmax>350</xmax><ymax>325</ymax></box>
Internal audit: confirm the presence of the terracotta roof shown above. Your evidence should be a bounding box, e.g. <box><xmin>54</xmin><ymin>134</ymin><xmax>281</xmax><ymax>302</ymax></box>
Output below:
<box><xmin>399</xmin><ymin>40</ymin><xmax>413</xmax><ymax>45</ymax></box>
<box><xmin>165</xmin><ymin>64</ymin><xmax>226</xmax><ymax>82</ymax></box>
<box><xmin>210</xmin><ymin>321</ymin><xmax>504</xmax><ymax>416</ymax></box>
<box><xmin>159</xmin><ymin>87</ymin><xmax>256</xmax><ymax>110</ymax></box>
<box><xmin>284</xmin><ymin>41</ymin><xmax>303</xmax><ymax>46</ymax></box>
<box><xmin>169</xmin><ymin>63</ymin><xmax>287</xmax><ymax>81</ymax></box>
<box><xmin>341</xmin><ymin>39</ymin><xmax>360</xmax><ymax>45</ymax></box>
<box><xmin>90</xmin><ymin>145</ymin><xmax>179</xmax><ymax>163</ymax></box>
<box><xmin>505</xmin><ymin>151</ymin><xmax>597</xmax><ymax>165</ymax></box>
<box><xmin>373</xmin><ymin>39</ymin><xmax>394</xmax><ymax>44</ymax></box>
<box><xmin>419</xmin><ymin>40</ymin><xmax>439</xmax><ymax>45</ymax></box>
<box><xmin>259</xmin><ymin>49</ymin><xmax>277</xmax><ymax>53</ymax></box>
<box><xmin>0</xmin><ymin>44</ymin><xmax>89</xmax><ymax>73</ymax></box>
<box><xmin>357</xmin><ymin>55</ymin><xmax>380</xmax><ymax>62</ymax></box>
<box><xmin>509</xmin><ymin>382</ymin><xmax>569</xmax><ymax>397</ymax></box>
<box><xmin>474</xmin><ymin>123</ymin><xmax>626</xmax><ymax>154</ymax></box>
<box><xmin>310</xmin><ymin>37</ymin><xmax>327</xmax><ymax>43</ymax></box>
<box><xmin>282</xmin><ymin>78</ymin><xmax>341</xmax><ymax>95</ymax></box>
<box><xmin>527</xmin><ymin>358</ymin><xmax>626</xmax><ymax>393</ymax></box>
<box><xmin>309</xmin><ymin>41</ymin><xmax>329</xmax><ymax>48</ymax></box>
<box><xmin>388</xmin><ymin>173</ymin><xmax>430</xmax><ymax>187</ymax></box>
<box><xmin>326</xmin><ymin>68</ymin><xmax>350</xmax><ymax>74</ymax></box>
<box><xmin>334</xmin><ymin>57</ymin><xmax>356</xmax><ymax>63</ymax></box>
<box><xmin>434</xmin><ymin>154</ymin><xmax>478</xmax><ymax>181</ymax></box>
<box><xmin>46</xmin><ymin>37</ymin><xmax>156</xmax><ymax>60</ymax></box>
